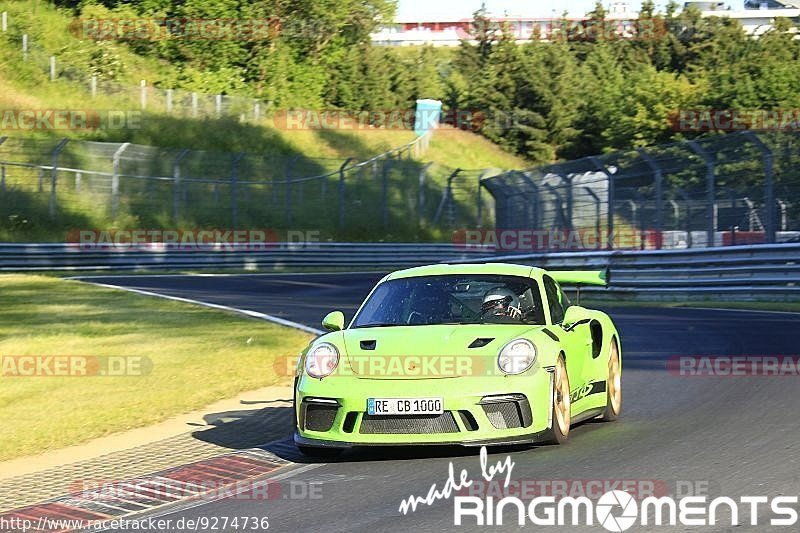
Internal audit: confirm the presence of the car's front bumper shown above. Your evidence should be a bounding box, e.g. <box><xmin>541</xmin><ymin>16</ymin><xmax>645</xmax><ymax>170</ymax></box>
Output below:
<box><xmin>295</xmin><ymin>366</ymin><xmax>554</xmax><ymax>448</ymax></box>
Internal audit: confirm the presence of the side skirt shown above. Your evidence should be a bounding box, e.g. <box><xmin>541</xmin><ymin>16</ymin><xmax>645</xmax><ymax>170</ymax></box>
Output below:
<box><xmin>571</xmin><ymin>407</ymin><xmax>606</xmax><ymax>425</ymax></box>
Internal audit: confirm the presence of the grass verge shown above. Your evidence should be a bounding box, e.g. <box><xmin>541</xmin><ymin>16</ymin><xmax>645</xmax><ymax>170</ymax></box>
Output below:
<box><xmin>0</xmin><ymin>274</ymin><xmax>312</xmax><ymax>462</ymax></box>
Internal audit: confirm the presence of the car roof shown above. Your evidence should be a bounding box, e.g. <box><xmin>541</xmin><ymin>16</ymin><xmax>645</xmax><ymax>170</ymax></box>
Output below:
<box><xmin>384</xmin><ymin>263</ymin><xmax>546</xmax><ymax>281</ymax></box>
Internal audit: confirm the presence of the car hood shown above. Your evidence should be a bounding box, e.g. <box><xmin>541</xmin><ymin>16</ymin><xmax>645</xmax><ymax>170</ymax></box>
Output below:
<box><xmin>340</xmin><ymin>324</ymin><xmax>543</xmax><ymax>379</ymax></box>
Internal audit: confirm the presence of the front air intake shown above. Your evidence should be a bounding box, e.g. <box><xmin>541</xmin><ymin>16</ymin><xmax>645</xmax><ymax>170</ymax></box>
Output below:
<box><xmin>359</xmin><ymin>413</ymin><xmax>460</xmax><ymax>434</ymax></box>
<box><xmin>301</xmin><ymin>399</ymin><xmax>339</xmax><ymax>432</ymax></box>
<box><xmin>480</xmin><ymin>394</ymin><xmax>532</xmax><ymax>429</ymax></box>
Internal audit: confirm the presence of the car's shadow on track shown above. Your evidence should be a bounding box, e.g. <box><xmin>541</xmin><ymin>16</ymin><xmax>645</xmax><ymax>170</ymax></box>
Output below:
<box><xmin>191</xmin><ymin>404</ymin><xmax>294</xmax><ymax>450</ymax></box>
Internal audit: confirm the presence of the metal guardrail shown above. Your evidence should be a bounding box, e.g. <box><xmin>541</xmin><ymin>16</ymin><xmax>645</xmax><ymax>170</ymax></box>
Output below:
<box><xmin>1</xmin><ymin>242</ymin><xmax>799</xmax><ymax>301</ymax></box>
<box><xmin>479</xmin><ymin>243</ymin><xmax>800</xmax><ymax>301</ymax></box>
<box><xmin>0</xmin><ymin>243</ymin><xmax>496</xmax><ymax>271</ymax></box>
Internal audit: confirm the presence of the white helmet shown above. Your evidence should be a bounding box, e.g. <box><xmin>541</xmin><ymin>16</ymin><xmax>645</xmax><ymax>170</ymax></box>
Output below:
<box><xmin>481</xmin><ymin>287</ymin><xmax>522</xmax><ymax>318</ymax></box>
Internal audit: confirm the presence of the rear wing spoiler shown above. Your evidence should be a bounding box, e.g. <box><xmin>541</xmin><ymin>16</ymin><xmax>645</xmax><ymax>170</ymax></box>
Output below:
<box><xmin>549</xmin><ymin>269</ymin><xmax>609</xmax><ymax>287</ymax></box>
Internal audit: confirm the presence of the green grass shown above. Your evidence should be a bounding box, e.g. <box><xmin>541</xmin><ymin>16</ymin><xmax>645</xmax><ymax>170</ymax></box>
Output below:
<box><xmin>0</xmin><ymin>274</ymin><xmax>312</xmax><ymax>461</ymax></box>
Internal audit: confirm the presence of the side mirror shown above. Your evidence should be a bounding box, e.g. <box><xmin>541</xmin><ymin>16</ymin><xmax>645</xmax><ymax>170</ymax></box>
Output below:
<box><xmin>322</xmin><ymin>311</ymin><xmax>345</xmax><ymax>332</ymax></box>
<box><xmin>562</xmin><ymin>306</ymin><xmax>590</xmax><ymax>332</ymax></box>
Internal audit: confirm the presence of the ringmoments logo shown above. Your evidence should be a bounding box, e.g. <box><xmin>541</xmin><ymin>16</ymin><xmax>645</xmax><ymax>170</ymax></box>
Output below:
<box><xmin>453</xmin><ymin>491</ymin><xmax>799</xmax><ymax>529</ymax></box>
<box><xmin>395</xmin><ymin>448</ymin><xmax>798</xmax><ymax>530</ymax></box>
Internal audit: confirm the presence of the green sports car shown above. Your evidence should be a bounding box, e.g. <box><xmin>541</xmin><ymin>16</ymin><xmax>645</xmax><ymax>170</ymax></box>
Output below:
<box><xmin>293</xmin><ymin>263</ymin><xmax>621</xmax><ymax>455</ymax></box>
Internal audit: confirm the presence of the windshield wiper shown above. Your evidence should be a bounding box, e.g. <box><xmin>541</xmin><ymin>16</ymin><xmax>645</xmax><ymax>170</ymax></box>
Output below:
<box><xmin>353</xmin><ymin>323</ymin><xmax>401</xmax><ymax>329</ymax></box>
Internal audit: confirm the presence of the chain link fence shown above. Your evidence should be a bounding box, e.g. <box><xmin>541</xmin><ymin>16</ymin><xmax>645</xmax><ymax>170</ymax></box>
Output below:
<box><xmin>2</xmin><ymin>13</ymin><xmax>270</xmax><ymax>121</ymax></box>
<box><xmin>481</xmin><ymin>131</ymin><xmax>800</xmax><ymax>250</ymax></box>
<box><xmin>0</xmin><ymin>133</ymin><xmax>499</xmax><ymax>242</ymax></box>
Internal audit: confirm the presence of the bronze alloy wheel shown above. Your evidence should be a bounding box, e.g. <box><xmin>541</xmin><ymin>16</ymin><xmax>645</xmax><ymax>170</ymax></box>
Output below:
<box><xmin>601</xmin><ymin>339</ymin><xmax>622</xmax><ymax>422</ymax></box>
<box><xmin>553</xmin><ymin>356</ymin><xmax>572</xmax><ymax>440</ymax></box>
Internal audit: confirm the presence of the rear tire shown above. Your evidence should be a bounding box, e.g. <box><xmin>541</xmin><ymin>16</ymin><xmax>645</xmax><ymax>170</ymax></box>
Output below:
<box><xmin>542</xmin><ymin>355</ymin><xmax>571</xmax><ymax>445</ymax></box>
<box><xmin>600</xmin><ymin>339</ymin><xmax>622</xmax><ymax>422</ymax></box>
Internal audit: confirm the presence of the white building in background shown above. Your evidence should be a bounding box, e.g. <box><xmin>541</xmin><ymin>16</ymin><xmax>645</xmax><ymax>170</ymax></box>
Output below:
<box><xmin>692</xmin><ymin>2</ymin><xmax>800</xmax><ymax>35</ymax></box>
<box><xmin>371</xmin><ymin>1</ymin><xmax>800</xmax><ymax>46</ymax></box>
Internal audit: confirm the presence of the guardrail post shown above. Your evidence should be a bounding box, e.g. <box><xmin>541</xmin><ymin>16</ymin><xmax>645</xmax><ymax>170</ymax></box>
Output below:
<box><xmin>674</xmin><ymin>187</ymin><xmax>693</xmax><ymax>248</ymax></box>
<box><xmin>166</xmin><ymin>89</ymin><xmax>173</xmax><ymax>114</ymax></box>
<box><xmin>742</xmin><ymin>197</ymin><xmax>762</xmax><ymax>232</ymax></box>
<box><xmin>446</xmin><ymin>170</ymin><xmax>461</xmax><ymax>229</ymax></box>
<box><xmin>626</xmin><ymin>199</ymin><xmax>639</xmax><ymax>248</ymax></box>
<box><xmin>231</xmin><ymin>153</ymin><xmax>245</xmax><ymax>229</ymax></box>
<box><xmin>338</xmin><ymin>158</ymin><xmax>353</xmax><ymax>229</ymax></box>
<box><xmin>172</xmin><ymin>149</ymin><xmax>190</xmax><ymax>222</ymax></box>
<box><xmin>637</xmin><ymin>148</ymin><xmax>664</xmax><ymax>249</ymax></box>
<box><xmin>2</xmin><ymin>12</ymin><xmax>7</xmax><ymax>32</ymax></box>
<box><xmin>111</xmin><ymin>143</ymin><xmax>129</xmax><ymax>218</ymax></box>
<box><xmin>49</xmin><ymin>56</ymin><xmax>56</xmax><ymax>81</ymax></box>
<box><xmin>418</xmin><ymin>163</ymin><xmax>432</xmax><ymax>228</ymax></box>
<box><xmin>544</xmin><ymin>183</ymin><xmax>569</xmax><ymax>233</ymax></box>
<box><xmin>744</xmin><ymin>132</ymin><xmax>775</xmax><ymax>244</ymax></box>
<box><xmin>191</xmin><ymin>92</ymin><xmax>198</xmax><ymax>117</ymax></box>
<box><xmin>90</xmin><ymin>76</ymin><xmax>97</xmax><ymax>99</ymax></box>
<box><xmin>589</xmin><ymin>156</ymin><xmax>615</xmax><ymax>250</ymax></box>
<box><xmin>433</xmin><ymin>168</ymin><xmax>462</xmax><ymax>227</ymax></box>
<box><xmin>517</xmin><ymin>172</ymin><xmax>542</xmax><ymax>229</ymax></box>
<box><xmin>22</xmin><ymin>34</ymin><xmax>27</xmax><ymax>61</ymax></box>
<box><xmin>50</xmin><ymin>139</ymin><xmax>69</xmax><ymax>218</ymax></box>
<box><xmin>584</xmin><ymin>186</ymin><xmax>602</xmax><ymax>250</ymax></box>
<box><xmin>777</xmin><ymin>199</ymin><xmax>787</xmax><ymax>231</ymax></box>
<box><xmin>563</xmin><ymin>175</ymin><xmax>574</xmax><ymax>229</ymax></box>
<box><xmin>140</xmin><ymin>80</ymin><xmax>147</xmax><ymax>110</ymax></box>
<box><xmin>476</xmin><ymin>170</ymin><xmax>490</xmax><ymax>229</ymax></box>
<box><xmin>381</xmin><ymin>159</ymin><xmax>394</xmax><ymax>229</ymax></box>
<box><xmin>0</xmin><ymin>135</ymin><xmax>6</xmax><ymax>193</ymax></box>
<box><xmin>687</xmin><ymin>141</ymin><xmax>716</xmax><ymax>247</ymax></box>
<box><xmin>285</xmin><ymin>156</ymin><xmax>298</xmax><ymax>226</ymax></box>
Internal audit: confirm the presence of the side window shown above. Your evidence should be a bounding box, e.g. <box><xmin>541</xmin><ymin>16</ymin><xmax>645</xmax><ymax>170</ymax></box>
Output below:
<box><xmin>560</xmin><ymin>288</ymin><xmax>572</xmax><ymax>311</ymax></box>
<box><xmin>543</xmin><ymin>275</ymin><xmax>565</xmax><ymax>324</ymax></box>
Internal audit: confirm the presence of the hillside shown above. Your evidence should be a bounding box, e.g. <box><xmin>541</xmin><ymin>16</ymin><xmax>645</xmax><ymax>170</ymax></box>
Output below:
<box><xmin>0</xmin><ymin>1</ymin><xmax>529</xmax><ymax>166</ymax></box>
<box><xmin>0</xmin><ymin>1</ymin><xmax>531</xmax><ymax>242</ymax></box>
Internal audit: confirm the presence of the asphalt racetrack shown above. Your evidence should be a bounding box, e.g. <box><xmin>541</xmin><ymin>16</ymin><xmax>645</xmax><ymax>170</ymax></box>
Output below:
<box><xmin>80</xmin><ymin>273</ymin><xmax>800</xmax><ymax>532</ymax></box>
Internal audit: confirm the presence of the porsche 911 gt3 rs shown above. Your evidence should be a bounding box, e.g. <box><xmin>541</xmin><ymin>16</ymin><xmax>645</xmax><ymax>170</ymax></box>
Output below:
<box><xmin>293</xmin><ymin>263</ymin><xmax>621</xmax><ymax>455</ymax></box>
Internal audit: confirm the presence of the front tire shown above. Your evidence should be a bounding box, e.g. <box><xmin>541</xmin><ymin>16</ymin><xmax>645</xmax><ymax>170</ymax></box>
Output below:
<box><xmin>600</xmin><ymin>339</ymin><xmax>622</xmax><ymax>421</ymax></box>
<box><xmin>542</xmin><ymin>355</ymin><xmax>571</xmax><ymax>444</ymax></box>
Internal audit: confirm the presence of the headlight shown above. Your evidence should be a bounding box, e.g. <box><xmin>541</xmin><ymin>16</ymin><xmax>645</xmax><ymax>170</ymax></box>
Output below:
<box><xmin>305</xmin><ymin>342</ymin><xmax>339</xmax><ymax>378</ymax></box>
<box><xmin>498</xmin><ymin>339</ymin><xmax>537</xmax><ymax>375</ymax></box>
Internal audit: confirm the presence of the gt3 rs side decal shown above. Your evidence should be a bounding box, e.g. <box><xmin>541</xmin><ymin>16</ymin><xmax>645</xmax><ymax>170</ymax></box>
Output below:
<box><xmin>570</xmin><ymin>380</ymin><xmax>607</xmax><ymax>403</ymax></box>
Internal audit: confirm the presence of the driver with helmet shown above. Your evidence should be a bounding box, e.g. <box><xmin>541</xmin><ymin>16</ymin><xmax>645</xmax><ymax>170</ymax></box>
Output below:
<box><xmin>481</xmin><ymin>287</ymin><xmax>523</xmax><ymax>319</ymax></box>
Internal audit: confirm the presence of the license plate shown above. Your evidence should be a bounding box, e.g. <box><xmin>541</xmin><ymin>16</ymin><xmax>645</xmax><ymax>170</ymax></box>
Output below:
<box><xmin>367</xmin><ymin>398</ymin><xmax>443</xmax><ymax>416</ymax></box>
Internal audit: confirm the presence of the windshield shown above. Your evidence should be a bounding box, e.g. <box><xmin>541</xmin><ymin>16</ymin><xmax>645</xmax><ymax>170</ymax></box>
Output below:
<box><xmin>352</xmin><ymin>275</ymin><xmax>545</xmax><ymax>328</ymax></box>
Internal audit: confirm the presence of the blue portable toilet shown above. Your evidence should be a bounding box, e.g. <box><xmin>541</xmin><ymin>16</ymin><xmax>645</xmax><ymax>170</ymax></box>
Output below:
<box><xmin>414</xmin><ymin>99</ymin><xmax>443</xmax><ymax>137</ymax></box>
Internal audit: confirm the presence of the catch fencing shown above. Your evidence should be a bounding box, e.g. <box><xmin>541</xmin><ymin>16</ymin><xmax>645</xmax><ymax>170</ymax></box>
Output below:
<box><xmin>481</xmin><ymin>131</ymin><xmax>800</xmax><ymax>249</ymax></box>
<box><xmin>0</xmin><ymin>134</ymin><xmax>497</xmax><ymax>241</ymax></box>
<box><xmin>2</xmin><ymin>12</ymin><xmax>271</xmax><ymax>120</ymax></box>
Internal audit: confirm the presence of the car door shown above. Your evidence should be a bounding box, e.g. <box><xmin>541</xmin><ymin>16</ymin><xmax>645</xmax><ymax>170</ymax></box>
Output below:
<box><xmin>543</xmin><ymin>275</ymin><xmax>589</xmax><ymax>400</ymax></box>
